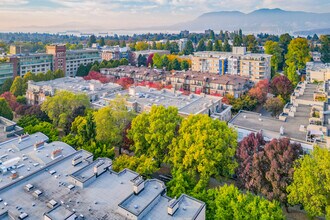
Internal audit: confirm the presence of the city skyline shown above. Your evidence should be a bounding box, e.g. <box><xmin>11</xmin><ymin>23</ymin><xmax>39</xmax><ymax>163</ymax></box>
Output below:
<box><xmin>0</xmin><ymin>0</ymin><xmax>330</xmax><ymax>32</ymax></box>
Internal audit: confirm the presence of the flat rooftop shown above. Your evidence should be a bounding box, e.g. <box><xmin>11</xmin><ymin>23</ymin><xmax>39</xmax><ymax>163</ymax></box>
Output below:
<box><xmin>129</xmin><ymin>86</ymin><xmax>222</xmax><ymax>115</ymax></box>
<box><xmin>229</xmin><ymin>110</ymin><xmax>310</xmax><ymax>143</ymax></box>
<box><xmin>28</xmin><ymin>77</ymin><xmax>122</xmax><ymax>97</ymax></box>
<box><xmin>0</xmin><ymin>133</ymin><xmax>87</xmax><ymax>189</ymax></box>
<box><xmin>0</xmin><ymin>133</ymin><xmax>205</xmax><ymax>220</ymax></box>
<box><xmin>0</xmin><ymin>117</ymin><xmax>23</xmax><ymax>142</ymax></box>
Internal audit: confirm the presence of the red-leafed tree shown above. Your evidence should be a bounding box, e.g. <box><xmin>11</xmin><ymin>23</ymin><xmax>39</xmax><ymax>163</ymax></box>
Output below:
<box><xmin>270</xmin><ymin>75</ymin><xmax>294</xmax><ymax>101</ymax></box>
<box><xmin>116</xmin><ymin>77</ymin><xmax>134</xmax><ymax>89</ymax></box>
<box><xmin>0</xmin><ymin>92</ymin><xmax>19</xmax><ymax>111</ymax></box>
<box><xmin>236</xmin><ymin>135</ymin><xmax>302</xmax><ymax>209</ymax></box>
<box><xmin>84</xmin><ymin>71</ymin><xmax>110</xmax><ymax>83</ymax></box>
<box><xmin>248</xmin><ymin>79</ymin><xmax>269</xmax><ymax>104</ymax></box>
<box><xmin>147</xmin><ymin>53</ymin><xmax>154</xmax><ymax>67</ymax></box>
<box><xmin>236</xmin><ymin>132</ymin><xmax>265</xmax><ymax>188</ymax></box>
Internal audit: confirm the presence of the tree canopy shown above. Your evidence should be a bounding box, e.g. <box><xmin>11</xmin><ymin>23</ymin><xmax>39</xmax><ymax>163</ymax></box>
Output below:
<box><xmin>287</xmin><ymin>146</ymin><xmax>330</xmax><ymax>218</ymax></box>
<box><xmin>167</xmin><ymin>114</ymin><xmax>237</xmax><ymax>196</ymax></box>
<box><xmin>0</xmin><ymin>97</ymin><xmax>13</xmax><ymax>120</ymax></box>
<box><xmin>41</xmin><ymin>91</ymin><xmax>90</xmax><ymax>128</ymax></box>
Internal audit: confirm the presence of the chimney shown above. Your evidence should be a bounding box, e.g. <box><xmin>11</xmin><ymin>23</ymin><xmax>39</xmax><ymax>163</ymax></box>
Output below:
<box><xmin>72</xmin><ymin>155</ymin><xmax>83</xmax><ymax>166</ymax></box>
<box><xmin>34</xmin><ymin>141</ymin><xmax>45</xmax><ymax>151</ymax></box>
<box><xmin>51</xmin><ymin>149</ymin><xmax>63</xmax><ymax>160</ymax></box>
<box><xmin>167</xmin><ymin>197</ymin><xmax>179</xmax><ymax>216</ymax></box>
<box><xmin>131</xmin><ymin>175</ymin><xmax>144</xmax><ymax>194</ymax></box>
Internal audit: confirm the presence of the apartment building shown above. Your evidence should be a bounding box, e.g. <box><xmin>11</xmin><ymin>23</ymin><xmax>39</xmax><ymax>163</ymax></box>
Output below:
<box><xmin>192</xmin><ymin>47</ymin><xmax>271</xmax><ymax>82</ymax></box>
<box><xmin>306</xmin><ymin>62</ymin><xmax>330</xmax><ymax>82</ymax></box>
<box><xmin>100</xmin><ymin>65</ymin><xmax>166</xmax><ymax>82</ymax></box>
<box><xmin>229</xmin><ymin>81</ymin><xmax>330</xmax><ymax>152</ymax></box>
<box><xmin>0</xmin><ymin>62</ymin><xmax>14</xmax><ymax>85</ymax></box>
<box><xmin>0</xmin><ymin>132</ymin><xmax>206</xmax><ymax>220</ymax></box>
<box><xmin>93</xmin><ymin>86</ymin><xmax>232</xmax><ymax>122</ymax></box>
<box><xmin>10</xmin><ymin>53</ymin><xmax>53</xmax><ymax>77</ymax></box>
<box><xmin>26</xmin><ymin>77</ymin><xmax>122</xmax><ymax>105</ymax></box>
<box><xmin>65</xmin><ymin>49</ymin><xmax>101</xmax><ymax>77</ymax></box>
<box><xmin>46</xmin><ymin>44</ymin><xmax>66</xmax><ymax>74</ymax></box>
<box><xmin>101</xmin><ymin>46</ymin><xmax>130</xmax><ymax>61</ymax></box>
<box><xmin>165</xmin><ymin>70</ymin><xmax>251</xmax><ymax>98</ymax></box>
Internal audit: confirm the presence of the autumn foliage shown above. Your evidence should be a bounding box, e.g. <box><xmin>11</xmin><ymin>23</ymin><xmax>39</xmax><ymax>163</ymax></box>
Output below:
<box><xmin>83</xmin><ymin>71</ymin><xmax>111</xmax><ymax>83</ymax></box>
<box><xmin>248</xmin><ymin>79</ymin><xmax>269</xmax><ymax>104</ymax></box>
<box><xmin>116</xmin><ymin>77</ymin><xmax>134</xmax><ymax>89</ymax></box>
<box><xmin>236</xmin><ymin>133</ymin><xmax>302</xmax><ymax>206</ymax></box>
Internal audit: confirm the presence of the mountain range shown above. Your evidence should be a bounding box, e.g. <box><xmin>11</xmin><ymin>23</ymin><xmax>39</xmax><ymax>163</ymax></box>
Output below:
<box><xmin>168</xmin><ymin>8</ymin><xmax>330</xmax><ymax>34</ymax></box>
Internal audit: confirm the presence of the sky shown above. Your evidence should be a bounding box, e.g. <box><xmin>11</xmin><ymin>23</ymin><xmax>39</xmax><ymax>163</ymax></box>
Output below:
<box><xmin>0</xmin><ymin>0</ymin><xmax>329</xmax><ymax>33</ymax></box>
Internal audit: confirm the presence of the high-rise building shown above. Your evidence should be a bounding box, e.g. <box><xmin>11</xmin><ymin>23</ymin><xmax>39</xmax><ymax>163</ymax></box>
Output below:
<box><xmin>16</xmin><ymin>53</ymin><xmax>53</xmax><ymax>77</ymax></box>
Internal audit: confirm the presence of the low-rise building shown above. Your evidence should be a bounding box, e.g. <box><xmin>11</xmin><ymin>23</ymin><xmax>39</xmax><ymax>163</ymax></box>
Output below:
<box><xmin>100</xmin><ymin>65</ymin><xmax>166</xmax><ymax>82</ymax></box>
<box><xmin>306</xmin><ymin>62</ymin><xmax>330</xmax><ymax>82</ymax></box>
<box><xmin>229</xmin><ymin>81</ymin><xmax>330</xmax><ymax>152</ymax></box>
<box><xmin>0</xmin><ymin>132</ymin><xmax>206</xmax><ymax>220</ymax></box>
<box><xmin>0</xmin><ymin>116</ymin><xmax>23</xmax><ymax>142</ymax></box>
<box><xmin>165</xmin><ymin>70</ymin><xmax>251</xmax><ymax>98</ymax></box>
<box><xmin>101</xmin><ymin>46</ymin><xmax>130</xmax><ymax>61</ymax></box>
<box><xmin>26</xmin><ymin>77</ymin><xmax>122</xmax><ymax>105</ymax></box>
<box><xmin>192</xmin><ymin>47</ymin><xmax>272</xmax><ymax>82</ymax></box>
<box><xmin>94</xmin><ymin>86</ymin><xmax>232</xmax><ymax>121</ymax></box>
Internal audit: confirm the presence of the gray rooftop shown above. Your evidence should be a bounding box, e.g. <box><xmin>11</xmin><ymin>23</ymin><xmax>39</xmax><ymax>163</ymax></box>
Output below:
<box><xmin>0</xmin><ymin>133</ymin><xmax>205</xmax><ymax>220</ymax></box>
<box><xmin>0</xmin><ymin>117</ymin><xmax>23</xmax><ymax>142</ymax></box>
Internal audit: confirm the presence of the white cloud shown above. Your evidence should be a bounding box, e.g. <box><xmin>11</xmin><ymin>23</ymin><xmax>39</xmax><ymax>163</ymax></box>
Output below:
<box><xmin>0</xmin><ymin>0</ymin><xmax>28</xmax><ymax>5</ymax></box>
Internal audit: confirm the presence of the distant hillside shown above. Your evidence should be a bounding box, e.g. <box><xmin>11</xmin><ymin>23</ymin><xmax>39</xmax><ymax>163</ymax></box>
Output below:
<box><xmin>294</xmin><ymin>28</ymin><xmax>330</xmax><ymax>36</ymax></box>
<box><xmin>169</xmin><ymin>8</ymin><xmax>330</xmax><ymax>34</ymax></box>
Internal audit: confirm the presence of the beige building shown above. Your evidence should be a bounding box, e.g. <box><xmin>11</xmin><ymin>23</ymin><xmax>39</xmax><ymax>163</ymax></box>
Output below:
<box><xmin>306</xmin><ymin>62</ymin><xmax>330</xmax><ymax>82</ymax></box>
<box><xmin>165</xmin><ymin>70</ymin><xmax>251</xmax><ymax>98</ymax></box>
<box><xmin>192</xmin><ymin>47</ymin><xmax>271</xmax><ymax>82</ymax></box>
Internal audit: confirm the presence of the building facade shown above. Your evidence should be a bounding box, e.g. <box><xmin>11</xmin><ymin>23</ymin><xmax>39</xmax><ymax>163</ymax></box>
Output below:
<box><xmin>0</xmin><ymin>62</ymin><xmax>14</xmax><ymax>85</ymax></box>
<box><xmin>192</xmin><ymin>47</ymin><xmax>271</xmax><ymax>82</ymax></box>
<box><xmin>16</xmin><ymin>53</ymin><xmax>53</xmax><ymax>77</ymax></box>
<box><xmin>46</xmin><ymin>44</ymin><xmax>67</xmax><ymax>74</ymax></box>
<box><xmin>165</xmin><ymin>70</ymin><xmax>251</xmax><ymax>98</ymax></box>
<box><xmin>65</xmin><ymin>49</ymin><xmax>101</xmax><ymax>77</ymax></box>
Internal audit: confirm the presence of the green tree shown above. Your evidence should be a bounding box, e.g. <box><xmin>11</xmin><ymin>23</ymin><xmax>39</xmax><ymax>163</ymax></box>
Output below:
<box><xmin>206</xmin><ymin>40</ymin><xmax>213</xmax><ymax>51</ymax></box>
<box><xmin>196</xmin><ymin>39</ymin><xmax>206</xmax><ymax>51</ymax></box>
<box><xmin>87</xmin><ymin>35</ymin><xmax>97</xmax><ymax>47</ymax></box>
<box><xmin>76</xmin><ymin>64</ymin><xmax>89</xmax><ymax>77</ymax></box>
<box><xmin>41</xmin><ymin>91</ymin><xmax>89</xmax><ymax>127</ymax></box>
<box><xmin>171</xmin><ymin>58</ymin><xmax>181</xmax><ymax>70</ymax></box>
<box><xmin>24</xmin><ymin>121</ymin><xmax>58</xmax><ymax>142</ymax></box>
<box><xmin>286</xmin><ymin>63</ymin><xmax>300</xmax><ymax>87</ymax></box>
<box><xmin>213</xmin><ymin>40</ymin><xmax>222</xmax><ymax>51</ymax></box>
<box><xmin>112</xmin><ymin>155</ymin><xmax>158</xmax><ymax>177</ymax></box>
<box><xmin>128</xmin><ymin>105</ymin><xmax>181</xmax><ymax>165</ymax></box>
<box><xmin>152</xmin><ymin>53</ymin><xmax>162</xmax><ymax>68</ymax></box>
<box><xmin>119</xmin><ymin>58</ymin><xmax>129</xmax><ymax>66</ymax></box>
<box><xmin>183</xmin><ymin>40</ymin><xmax>194</xmax><ymax>55</ymax></box>
<box><xmin>0</xmin><ymin>97</ymin><xmax>13</xmax><ymax>120</ymax></box>
<box><xmin>167</xmin><ymin>115</ymin><xmax>237</xmax><ymax>196</ymax></box>
<box><xmin>137</xmin><ymin>54</ymin><xmax>147</xmax><ymax>66</ymax></box>
<box><xmin>16</xmin><ymin>95</ymin><xmax>26</xmax><ymax>104</ymax></box>
<box><xmin>10</xmin><ymin>76</ymin><xmax>25</xmax><ymax>96</ymax></box>
<box><xmin>264</xmin><ymin>41</ymin><xmax>283</xmax><ymax>76</ymax></box>
<box><xmin>264</xmin><ymin>97</ymin><xmax>285</xmax><ymax>117</ymax></box>
<box><xmin>244</xmin><ymin>34</ymin><xmax>258</xmax><ymax>53</ymax></box>
<box><xmin>320</xmin><ymin>35</ymin><xmax>330</xmax><ymax>63</ymax></box>
<box><xmin>99</xmin><ymin>37</ymin><xmax>105</xmax><ymax>46</ymax></box>
<box><xmin>180</xmin><ymin>60</ymin><xmax>189</xmax><ymax>71</ymax></box>
<box><xmin>161</xmin><ymin>55</ymin><xmax>169</xmax><ymax>69</ymax></box>
<box><xmin>135</xmin><ymin>41</ymin><xmax>149</xmax><ymax>51</ymax></box>
<box><xmin>94</xmin><ymin>97</ymin><xmax>134</xmax><ymax>147</ymax></box>
<box><xmin>285</xmin><ymin>38</ymin><xmax>311</xmax><ymax>72</ymax></box>
<box><xmin>279</xmin><ymin>33</ymin><xmax>292</xmax><ymax>56</ymax></box>
<box><xmin>195</xmin><ymin>184</ymin><xmax>284</xmax><ymax>220</ymax></box>
<box><xmin>287</xmin><ymin>146</ymin><xmax>330</xmax><ymax>219</ymax></box>
<box><xmin>17</xmin><ymin>115</ymin><xmax>41</xmax><ymax>128</ymax></box>
<box><xmin>223</xmin><ymin>39</ymin><xmax>231</xmax><ymax>52</ymax></box>
<box><xmin>0</xmin><ymin>78</ymin><xmax>13</xmax><ymax>94</ymax></box>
